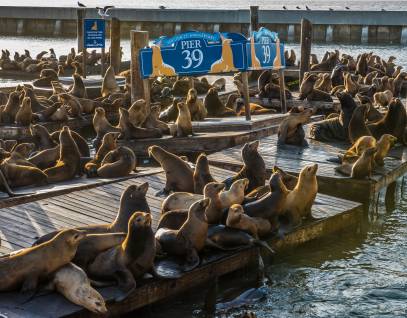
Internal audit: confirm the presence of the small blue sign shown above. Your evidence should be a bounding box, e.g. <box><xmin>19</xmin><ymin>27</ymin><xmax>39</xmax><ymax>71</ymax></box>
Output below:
<box><xmin>139</xmin><ymin>31</ymin><xmax>247</xmax><ymax>79</ymax></box>
<box><xmin>247</xmin><ymin>27</ymin><xmax>285</xmax><ymax>70</ymax></box>
<box><xmin>84</xmin><ymin>19</ymin><xmax>105</xmax><ymax>49</ymax></box>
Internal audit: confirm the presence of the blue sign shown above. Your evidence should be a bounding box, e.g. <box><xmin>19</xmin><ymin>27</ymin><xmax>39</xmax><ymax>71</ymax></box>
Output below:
<box><xmin>139</xmin><ymin>31</ymin><xmax>247</xmax><ymax>79</ymax></box>
<box><xmin>247</xmin><ymin>27</ymin><xmax>285</xmax><ymax>70</ymax></box>
<box><xmin>84</xmin><ymin>19</ymin><xmax>105</xmax><ymax>48</ymax></box>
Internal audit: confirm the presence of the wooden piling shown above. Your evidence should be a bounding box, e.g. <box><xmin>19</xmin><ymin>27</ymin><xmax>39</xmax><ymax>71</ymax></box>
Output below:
<box><xmin>250</xmin><ymin>6</ymin><xmax>259</xmax><ymax>34</ymax></box>
<box><xmin>241</xmin><ymin>72</ymin><xmax>251</xmax><ymax>121</ymax></box>
<box><xmin>299</xmin><ymin>18</ymin><xmax>312</xmax><ymax>84</ymax></box>
<box><xmin>279</xmin><ymin>68</ymin><xmax>287</xmax><ymax>113</ymax></box>
<box><xmin>110</xmin><ymin>17</ymin><xmax>121</xmax><ymax>74</ymax></box>
<box><xmin>76</xmin><ymin>9</ymin><xmax>86</xmax><ymax>78</ymax></box>
<box><xmin>130</xmin><ymin>30</ymin><xmax>149</xmax><ymax>104</ymax></box>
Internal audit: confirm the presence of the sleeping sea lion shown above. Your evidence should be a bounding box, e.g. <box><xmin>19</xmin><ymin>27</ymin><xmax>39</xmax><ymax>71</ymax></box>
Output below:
<box><xmin>97</xmin><ymin>146</ymin><xmax>136</xmax><ymax>178</ymax></box>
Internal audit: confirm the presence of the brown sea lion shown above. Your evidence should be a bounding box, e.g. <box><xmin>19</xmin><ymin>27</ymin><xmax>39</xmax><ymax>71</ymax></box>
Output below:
<box><xmin>128</xmin><ymin>99</ymin><xmax>149</xmax><ymax>127</ymax></box>
<box><xmin>101</xmin><ymin>65</ymin><xmax>120</xmax><ymax>97</ymax></box>
<box><xmin>30</xmin><ymin>124</ymin><xmax>57</xmax><ymax>150</ymax></box>
<box><xmin>193</xmin><ymin>153</ymin><xmax>216</xmax><ymax>194</ymax></box>
<box><xmin>92</xmin><ymin>107</ymin><xmax>121</xmax><ymax>139</ymax></box>
<box><xmin>226</xmin><ymin>204</ymin><xmax>271</xmax><ymax>239</ymax></box>
<box><xmin>118</xmin><ymin>107</ymin><xmax>162</xmax><ymax>140</ymax></box>
<box><xmin>284</xmin><ymin>164</ymin><xmax>318</xmax><ymax>226</ymax></box>
<box><xmin>49</xmin><ymin>104</ymin><xmax>69</xmax><ymax>122</ymax></box>
<box><xmin>97</xmin><ymin>146</ymin><xmax>136</xmax><ymax>178</ymax></box>
<box><xmin>186</xmin><ymin>88</ymin><xmax>207</xmax><ymax>121</ymax></box>
<box><xmin>46</xmin><ymin>263</ymin><xmax>107</xmax><ymax>314</ymax></box>
<box><xmin>173</xmin><ymin>102</ymin><xmax>193</xmax><ymax>137</ymax></box>
<box><xmin>4</xmin><ymin>142</ymin><xmax>35</xmax><ymax>166</ymax></box>
<box><xmin>68</xmin><ymin>74</ymin><xmax>87</xmax><ymax>98</ymax></box>
<box><xmin>219</xmin><ymin>178</ymin><xmax>248</xmax><ymax>210</ymax></box>
<box><xmin>374</xmin><ymin>134</ymin><xmax>397</xmax><ymax>166</ymax></box>
<box><xmin>0</xmin><ymin>91</ymin><xmax>20</xmax><ymax>124</ymax></box>
<box><xmin>222</xmin><ymin>140</ymin><xmax>266</xmax><ymax>193</ymax></box>
<box><xmin>44</xmin><ymin>126</ymin><xmax>81</xmax><ymax>183</ymax></box>
<box><xmin>204</xmin><ymin>88</ymin><xmax>235</xmax><ymax>117</ymax></box>
<box><xmin>0</xmin><ymin>160</ymin><xmax>47</xmax><ymax>188</ymax></box>
<box><xmin>348</xmin><ymin>104</ymin><xmax>371</xmax><ymax>143</ymax></box>
<box><xmin>0</xmin><ymin>229</ymin><xmax>85</xmax><ymax>292</ymax></box>
<box><xmin>88</xmin><ymin>212</ymin><xmax>155</xmax><ymax>301</ymax></box>
<box><xmin>278</xmin><ymin>107</ymin><xmax>313</xmax><ymax>146</ymax></box>
<box><xmin>28</xmin><ymin>145</ymin><xmax>60</xmax><ymax>170</ymax></box>
<box><xmin>351</xmin><ymin>147</ymin><xmax>376</xmax><ymax>179</ymax></box>
<box><xmin>155</xmin><ymin>198</ymin><xmax>210</xmax><ymax>271</ymax></box>
<box><xmin>75</xmin><ymin>97</ymin><xmax>99</xmax><ymax>114</ymax></box>
<box><xmin>159</xmin><ymin>97</ymin><xmax>181</xmax><ymax>122</ymax></box>
<box><xmin>22</xmin><ymin>87</ymin><xmax>46</xmax><ymax>113</ymax></box>
<box><xmin>343</xmin><ymin>136</ymin><xmax>376</xmax><ymax>161</ymax></box>
<box><xmin>148</xmin><ymin>145</ymin><xmax>194</xmax><ymax>195</ymax></box>
<box><xmin>142</xmin><ymin>104</ymin><xmax>170</xmax><ymax>134</ymax></box>
<box><xmin>15</xmin><ymin>97</ymin><xmax>33</xmax><ymax>126</ymax></box>
<box><xmin>59</xmin><ymin>93</ymin><xmax>82</xmax><ymax>118</ymax></box>
<box><xmin>50</xmin><ymin>129</ymin><xmax>90</xmax><ymax>157</ymax></box>
<box><xmin>373</xmin><ymin>90</ymin><xmax>393</xmax><ymax>107</ymax></box>
<box><xmin>299</xmin><ymin>72</ymin><xmax>318</xmax><ymax>100</ymax></box>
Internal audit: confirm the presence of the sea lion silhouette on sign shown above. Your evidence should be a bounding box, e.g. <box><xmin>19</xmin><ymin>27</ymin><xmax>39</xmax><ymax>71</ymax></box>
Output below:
<box><xmin>210</xmin><ymin>36</ymin><xmax>238</xmax><ymax>73</ymax></box>
<box><xmin>91</xmin><ymin>21</ymin><xmax>98</xmax><ymax>31</ymax></box>
<box><xmin>273</xmin><ymin>38</ymin><xmax>282</xmax><ymax>69</ymax></box>
<box><xmin>250</xmin><ymin>37</ymin><xmax>261</xmax><ymax>69</ymax></box>
<box><xmin>151</xmin><ymin>45</ymin><xmax>176</xmax><ymax>77</ymax></box>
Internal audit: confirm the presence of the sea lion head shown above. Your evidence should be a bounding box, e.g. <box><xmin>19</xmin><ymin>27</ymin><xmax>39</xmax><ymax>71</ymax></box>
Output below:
<box><xmin>177</xmin><ymin>102</ymin><xmax>188</xmax><ymax>112</ymax></box>
<box><xmin>269</xmin><ymin>172</ymin><xmax>288</xmax><ymax>193</ymax></box>
<box><xmin>242</xmin><ymin>140</ymin><xmax>259</xmax><ymax>157</ymax></box>
<box><xmin>122</xmin><ymin>182</ymin><xmax>149</xmax><ymax>202</ymax></box>
<box><xmin>187</xmin><ymin>88</ymin><xmax>198</xmax><ymax>103</ymax></box>
<box><xmin>82</xmin><ymin>287</ymin><xmax>107</xmax><ymax>314</ymax></box>
<box><xmin>227</xmin><ymin>204</ymin><xmax>244</xmax><ymax>222</ymax></box>
<box><xmin>380</xmin><ymin>134</ymin><xmax>397</xmax><ymax>147</ymax></box>
<box><xmin>203</xmin><ymin>182</ymin><xmax>225</xmax><ymax>197</ymax></box>
<box><xmin>58</xmin><ymin>93</ymin><xmax>71</xmax><ymax>103</ymax></box>
<box><xmin>230</xmin><ymin>178</ymin><xmax>249</xmax><ymax>192</ymax></box>
<box><xmin>13</xmin><ymin>142</ymin><xmax>35</xmax><ymax>157</ymax></box>
<box><xmin>129</xmin><ymin>211</ymin><xmax>152</xmax><ymax>229</ymax></box>
<box><xmin>195</xmin><ymin>153</ymin><xmax>209</xmax><ymax>171</ymax></box>
<box><xmin>8</xmin><ymin>91</ymin><xmax>20</xmax><ymax>105</ymax></box>
<box><xmin>190</xmin><ymin>198</ymin><xmax>210</xmax><ymax>222</ymax></box>
<box><xmin>207</xmin><ymin>87</ymin><xmax>218</xmax><ymax>97</ymax></box>
<box><xmin>103</xmin><ymin>131</ymin><xmax>120</xmax><ymax>145</ymax></box>
<box><xmin>95</xmin><ymin>107</ymin><xmax>105</xmax><ymax>116</ymax></box>
<box><xmin>21</xmin><ymin>96</ymin><xmax>31</xmax><ymax>109</ymax></box>
<box><xmin>131</xmin><ymin>99</ymin><xmax>147</xmax><ymax>111</ymax></box>
<box><xmin>301</xmin><ymin>164</ymin><xmax>318</xmax><ymax>179</ymax></box>
<box><xmin>148</xmin><ymin>145</ymin><xmax>164</xmax><ymax>162</ymax></box>
<box><xmin>58</xmin><ymin>229</ymin><xmax>86</xmax><ymax>248</ymax></box>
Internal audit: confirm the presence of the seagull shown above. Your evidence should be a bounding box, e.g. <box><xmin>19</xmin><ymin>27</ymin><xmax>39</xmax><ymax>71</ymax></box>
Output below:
<box><xmin>159</xmin><ymin>5</ymin><xmax>166</xmax><ymax>9</ymax></box>
<box><xmin>77</xmin><ymin>1</ymin><xmax>86</xmax><ymax>7</ymax></box>
<box><xmin>296</xmin><ymin>6</ymin><xmax>300</xmax><ymax>9</ymax></box>
<box><xmin>306</xmin><ymin>5</ymin><xmax>310</xmax><ymax>10</ymax></box>
<box><xmin>283</xmin><ymin>6</ymin><xmax>287</xmax><ymax>10</ymax></box>
<box><xmin>96</xmin><ymin>5</ymin><xmax>114</xmax><ymax>18</ymax></box>
<box><xmin>381</xmin><ymin>8</ymin><xmax>386</xmax><ymax>11</ymax></box>
<box><xmin>329</xmin><ymin>8</ymin><xmax>333</xmax><ymax>11</ymax></box>
<box><xmin>345</xmin><ymin>6</ymin><xmax>350</xmax><ymax>9</ymax></box>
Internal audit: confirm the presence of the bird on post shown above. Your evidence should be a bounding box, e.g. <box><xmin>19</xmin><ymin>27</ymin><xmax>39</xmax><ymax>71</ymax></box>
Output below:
<box><xmin>96</xmin><ymin>6</ymin><xmax>115</xmax><ymax>18</ymax></box>
<box><xmin>77</xmin><ymin>1</ymin><xmax>86</xmax><ymax>7</ymax></box>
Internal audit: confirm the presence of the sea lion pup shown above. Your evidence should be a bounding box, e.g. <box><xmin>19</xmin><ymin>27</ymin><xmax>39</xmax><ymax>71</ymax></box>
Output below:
<box><xmin>193</xmin><ymin>153</ymin><xmax>216</xmax><ymax>194</ymax></box>
<box><xmin>118</xmin><ymin>107</ymin><xmax>162</xmax><ymax>140</ymax></box>
<box><xmin>34</xmin><ymin>183</ymin><xmax>150</xmax><ymax>247</ymax></box>
<box><xmin>68</xmin><ymin>73</ymin><xmax>87</xmax><ymax>98</ymax></box>
<box><xmin>156</xmin><ymin>198</ymin><xmax>210</xmax><ymax>271</ymax></box>
<box><xmin>128</xmin><ymin>99</ymin><xmax>149</xmax><ymax>127</ymax></box>
<box><xmin>186</xmin><ymin>88</ymin><xmax>207</xmax><ymax>121</ymax></box>
<box><xmin>223</xmin><ymin>140</ymin><xmax>266</xmax><ymax>193</ymax></box>
<box><xmin>148</xmin><ymin>145</ymin><xmax>194</xmax><ymax>195</ymax></box>
<box><xmin>159</xmin><ymin>97</ymin><xmax>181</xmax><ymax>123</ymax></box>
<box><xmin>58</xmin><ymin>93</ymin><xmax>83</xmax><ymax>118</ymax></box>
<box><xmin>368</xmin><ymin>98</ymin><xmax>407</xmax><ymax>144</ymax></box>
<box><xmin>46</xmin><ymin>263</ymin><xmax>107</xmax><ymax>314</ymax></box>
<box><xmin>173</xmin><ymin>102</ymin><xmax>193</xmax><ymax>137</ymax></box>
<box><xmin>44</xmin><ymin>126</ymin><xmax>81</xmax><ymax>183</ymax></box>
<box><xmin>373</xmin><ymin>90</ymin><xmax>393</xmax><ymax>107</ymax></box>
<box><xmin>15</xmin><ymin>97</ymin><xmax>33</xmax><ymax>126</ymax></box>
<box><xmin>101</xmin><ymin>65</ymin><xmax>120</xmax><ymax>97</ymax></box>
<box><xmin>283</xmin><ymin>164</ymin><xmax>318</xmax><ymax>226</ymax></box>
<box><xmin>309</xmin><ymin>91</ymin><xmax>356</xmax><ymax>142</ymax></box>
<box><xmin>97</xmin><ymin>146</ymin><xmax>136</xmax><ymax>178</ymax></box>
<box><xmin>0</xmin><ymin>229</ymin><xmax>85</xmax><ymax>292</ymax></box>
<box><xmin>226</xmin><ymin>204</ymin><xmax>271</xmax><ymax>239</ymax></box>
<box><xmin>30</xmin><ymin>123</ymin><xmax>57</xmax><ymax>150</ymax></box>
<box><xmin>374</xmin><ymin>134</ymin><xmax>397</xmax><ymax>166</ymax></box>
<box><xmin>348</xmin><ymin>104</ymin><xmax>371</xmax><ymax>143</ymax></box>
<box><xmin>92</xmin><ymin>107</ymin><xmax>121</xmax><ymax>139</ymax></box>
<box><xmin>0</xmin><ymin>91</ymin><xmax>20</xmax><ymax>124</ymax></box>
<box><xmin>85</xmin><ymin>132</ymin><xmax>119</xmax><ymax>177</ymax></box>
<box><xmin>50</xmin><ymin>129</ymin><xmax>90</xmax><ymax>157</ymax></box>
<box><xmin>278</xmin><ymin>107</ymin><xmax>313</xmax><ymax>147</ymax></box>
<box><xmin>142</xmin><ymin>104</ymin><xmax>170</xmax><ymax>134</ymax></box>
<box><xmin>204</xmin><ymin>88</ymin><xmax>235</xmax><ymax>117</ymax></box>
<box><xmin>87</xmin><ymin>212</ymin><xmax>155</xmax><ymax>301</ymax></box>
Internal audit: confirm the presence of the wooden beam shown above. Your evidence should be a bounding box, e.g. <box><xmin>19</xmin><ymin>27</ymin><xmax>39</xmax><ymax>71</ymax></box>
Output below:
<box><xmin>76</xmin><ymin>9</ymin><xmax>86</xmax><ymax>78</ymax></box>
<box><xmin>278</xmin><ymin>69</ymin><xmax>287</xmax><ymax>113</ymax></box>
<box><xmin>130</xmin><ymin>30</ymin><xmax>149</xmax><ymax>103</ymax></box>
<box><xmin>250</xmin><ymin>6</ymin><xmax>259</xmax><ymax>34</ymax></box>
<box><xmin>110</xmin><ymin>17</ymin><xmax>121</xmax><ymax>74</ymax></box>
<box><xmin>299</xmin><ymin>18</ymin><xmax>312</xmax><ymax>84</ymax></box>
<box><xmin>241</xmin><ymin>72</ymin><xmax>251</xmax><ymax>121</ymax></box>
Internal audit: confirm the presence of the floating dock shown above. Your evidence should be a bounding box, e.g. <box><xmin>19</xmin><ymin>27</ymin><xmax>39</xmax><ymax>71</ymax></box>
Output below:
<box><xmin>0</xmin><ymin>165</ymin><xmax>362</xmax><ymax>317</ymax></box>
<box><xmin>208</xmin><ymin>127</ymin><xmax>407</xmax><ymax>203</ymax></box>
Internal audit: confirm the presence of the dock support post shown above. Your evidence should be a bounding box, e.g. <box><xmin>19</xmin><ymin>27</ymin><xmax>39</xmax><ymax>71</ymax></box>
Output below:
<box><xmin>77</xmin><ymin>9</ymin><xmax>86</xmax><ymax>78</ymax></box>
<box><xmin>241</xmin><ymin>72</ymin><xmax>251</xmax><ymax>121</ymax></box>
<box><xmin>213</xmin><ymin>24</ymin><xmax>220</xmax><ymax>33</ymax></box>
<box><xmin>53</xmin><ymin>20</ymin><xmax>62</xmax><ymax>36</ymax></box>
<box><xmin>401</xmin><ymin>27</ymin><xmax>407</xmax><ymax>45</ymax></box>
<box><xmin>299</xmin><ymin>18</ymin><xmax>312</xmax><ymax>84</ymax></box>
<box><xmin>250</xmin><ymin>6</ymin><xmax>259</xmax><ymax>34</ymax></box>
<box><xmin>204</xmin><ymin>276</ymin><xmax>218</xmax><ymax>318</ymax></box>
<box><xmin>287</xmin><ymin>25</ymin><xmax>295</xmax><ymax>42</ymax></box>
<box><xmin>16</xmin><ymin>20</ymin><xmax>24</xmax><ymax>35</ymax></box>
<box><xmin>175</xmin><ymin>23</ymin><xmax>182</xmax><ymax>34</ymax></box>
<box><xmin>361</xmin><ymin>26</ymin><xmax>369</xmax><ymax>44</ymax></box>
<box><xmin>131</xmin><ymin>30</ymin><xmax>150</xmax><ymax>105</ymax></box>
<box><xmin>110</xmin><ymin>17</ymin><xmax>121</xmax><ymax>74</ymax></box>
<box><xmin>326</xmin><ymin>25</ymin><xmax>333</xmax><ymax>43</ymax></box>
<box><xmin>279</xmin><ymin>69</ymin><xmax>287</xmax><ymax>113</ymax></box>
<box><xmin>385</xmin><ymin>181</ymin><xmax>397</xmax><ymax>213</ymax></box>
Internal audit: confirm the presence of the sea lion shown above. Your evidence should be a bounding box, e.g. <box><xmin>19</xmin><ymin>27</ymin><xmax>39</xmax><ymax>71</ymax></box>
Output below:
<box><xmin>58</xmin><ymin>93</ymin><xmax>82</xmax><ymax>118</ymax></box>
<box><xmin>33</xmin><ymin>183</ymin><xmax>150</xmax><ymax>245</ymax></box>
<box><xmin>348</xmin><ymin>104</ymin><xmax>371</xmax><ymax>143</ymax></box>
<box><xmin>351</xmin><ymin>147</ymin><xmax>376</xmax><ymax>179</ymax></box>
<box><xmin>343</xmin><ymin>135</ymin><xmax>376</xmax><ymax>161</ymax></box>
<box><xmin>219</xmin><ymin>178</ymin><xmax>248</xmax><ymax>210</ymax></box>
<box><xmin>193</xmin><ymin>153</ymin><xmax>216</xmax><ymax>194</ymax></box>
<box><xmin>211</xmin><ymin>77</ymin><xmax>226</xmax><ymax>91</ymax></box>
<box><xmin>155</xmin><ymin>198</ymin><xmax>210</xmax><ymax>271</ymax></box>
<box><xmin>0</xmin><ymin>159</ymin><xmax>47</xmax><ymax>188</ymax></box>
<box><xmin>374</xmin><ymin>134</ymin><xmax>397</xmax><ymax>166</ymax></box>
<box><xmin>367</xmin><ymin>98</ymin><xmax>407</xmax><ymax>143</ymax></box>
<box><xmin>28</xmin><ymin>145</ymin><xmax>60</xmax><ymax>170</ymax></box>
<box><xmin>22</xmin><ymin>87</ymin><xmax>46</xmax><ymax>113</ymax></box>
<box><xmin>34</xmin><ymin>103</ymin><xmax>59</xmax><ymax>122</ymax></box>
<box><xmin>93</xmin><ymin>107</ymin><xmax>121</xmax><ymax>139</ymax></box>
<box><xmin>344</xmin><ymin>73</ymin><xmax>359</xmax><ymax>96</ymax></box>
<box><xmin>142</xmin><ymin>104</ymin><xmax>170</xmax><ymax>134</ymax></box>
<box><xmin>30</xmin><ymin>124</ymin><xmax>57</xmax><ymax>150</ymax></box>
<box><xmin>128</xmin><ymin>99</ymin><xmax>149</xmax><ymax>127</ymax></box>
<box><xmin>0</xmin><ymin>229</ymin><xmax>85</xmax><ymax>292</ymax></box>
<box><xmin>159</xmin><ymin>97</ymin><xmax>181</xmax><ymax>123</ymax></box>
<box><xmin>148</xmin><ymin>145</ymin><xmax>194</xmax><ymax>195</ymax></box>
<box><xmin>278</xmin><ymin>107</ymin><xmax>313</xmax><ymax>147</ymax></box>
<box><xmin>15</xmin><ymin>97</ymin><xmax>32</xmax><ymax>126</ymax></box>
<box><xmin>97</xmin><ymin>146</ymin><xmax>136</xmax><ymax>178</ymax></box>
<box><xmin>101</xmin><ymin>65</ymin><xmax>120</xmax><ymax>97</ymax></box>
<box><xmin>310</xmin><ymin>51</ymin><xmax>338</xmax><ymax>72</ymax></box>
<box><xmin>314</xmin><ymin>73</ymin><xmax>332</xmax><ymax>93</ymax></box>
<box><xmin>68</xmin><ymin>74</ymin><xmax>87</xmax><ymax>98</ymax></box>
<box><xmin>46</xmin><ymin>263</ymin><xmax>107</xmax><ymax>314</ymax></box>
<box><xmin>88</xmin><ymin>212</ymin><xmax>155</xmax><ymax>301</ymax></box>
<box><xmin>204</xmin><ymin>88</ymin><xmax>235</xmax><ymax>117</ymax></box>
<box><xmin>4</xmin><ymin>142</ymin><xmax>35</xmax><ymax>166</ymax></box>
<box><xmin>223</xmin><ymin>140</ymin><xmax>266</xmax><ymax>193</ymax></box>
<box><xmin>0</xmin><ymin>91</ymin><xmax>20</xmax><ymax>124</ymax></box>
<box><xmin>373</xmin><ymin>90</ymin><xmax>393</xmax><ymax>107</ymax></box>
<box><xmin>49</xmin><ymin>104</ymin><xmax>69</xmax><ymax>122</ymax></box>
<box><xmin>283</xmin><ymin>164</ymin><xmax>318</xmax><ymax>226</ymax></box>
<box><xmin>186</xmin><ymin>88</ymin><xmax>207</xmax><ymax>121</ymax></box>
<box><xmin>74</xmin><ymin>97</ymin><xmax>99</xmax><ymax>114</ymax></box>
<box><xmin>226</xmin><ymin>204</ymin><xmax>271</xmax><ymax>238</ymax></box>
<box><xmin>173</xmin><ymin>102</ymin><xmax>193</xmax><ymax>137</ymax></box>
<box><xmin>44</xmin><ymin>126</ymin><xmax>81</xmax><ymax>183</ymax></box>
<box><xmin>50</xmin><ymin>129</ymin><xmax>90</xmax><ymax>157</ymax></box>
<box><xmin>299</xmin><ymin>72</ymin><xmax>318</xmax><ymax>100</ymax></box>
<box><xmin>118</xmin><ymin>107</ymin><xmax>162</xmax><ymax>140</ymax></box>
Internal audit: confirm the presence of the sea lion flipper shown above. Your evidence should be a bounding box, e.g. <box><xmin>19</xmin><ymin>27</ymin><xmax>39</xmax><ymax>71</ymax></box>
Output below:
<box><xmin>155</xmin><ymin>188</ymin><xmax>170</xmax><ymax>197</ymax></box>
<box><xmin>253</xmin><ymin>240</ymin><xmax>275</xmax><ymax>254</ymax></box>
<box><xmin>114</xmin><ymin>269</ymin><xmax>136</xmax><ymax>302</ymax></box>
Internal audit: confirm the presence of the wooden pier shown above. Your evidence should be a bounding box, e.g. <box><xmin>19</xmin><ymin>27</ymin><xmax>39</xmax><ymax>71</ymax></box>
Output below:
<box><xmin>207</xmin><ymin>128</ymin><xmax>407</xmax><ymax>203</ymax></box>
<box><xmin>0</xmin><ymin>165</ymin><xmax>362</xmax><ymax>317</ymax></box>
